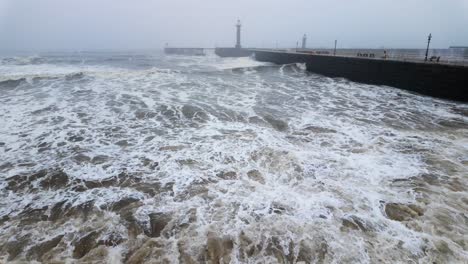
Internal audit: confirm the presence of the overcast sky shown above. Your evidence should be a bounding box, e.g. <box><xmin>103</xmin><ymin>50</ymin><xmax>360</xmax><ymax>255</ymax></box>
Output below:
<box><xmin>1</xmin><ymin>0</ymin><xmax>467</xmax><ymax>51</ymax></box>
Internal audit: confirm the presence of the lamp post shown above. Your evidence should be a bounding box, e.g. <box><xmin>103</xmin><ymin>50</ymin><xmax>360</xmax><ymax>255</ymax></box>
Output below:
<box><xmin>334</xmin><ymin>40</ymin><xmax>337</xmax><ymax>56</ymax></box>
<box><xmin>425</xmin><ymin>33</ymin><xmax>432</xmax><ymax>62</ymax></box>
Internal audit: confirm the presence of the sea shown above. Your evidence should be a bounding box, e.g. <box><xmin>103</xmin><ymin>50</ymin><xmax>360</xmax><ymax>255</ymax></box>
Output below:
<box><xmin>0</xmin><ymin>50</ymin><xmax>467</xmax><ymax>263</ymax></box>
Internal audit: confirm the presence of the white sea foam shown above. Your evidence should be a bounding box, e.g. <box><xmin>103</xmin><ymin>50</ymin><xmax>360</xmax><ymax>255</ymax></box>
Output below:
<box><xmin>0</xmin><ymin>52</ymin><xmax>467</xmax><ymax>263</ymax></box>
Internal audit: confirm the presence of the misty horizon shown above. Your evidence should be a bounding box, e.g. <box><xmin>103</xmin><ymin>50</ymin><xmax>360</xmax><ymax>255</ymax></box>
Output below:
<box><xmin>1</xmin><ymin>0</ymin><xmax>468</xmax><ymax>52</ymax></box>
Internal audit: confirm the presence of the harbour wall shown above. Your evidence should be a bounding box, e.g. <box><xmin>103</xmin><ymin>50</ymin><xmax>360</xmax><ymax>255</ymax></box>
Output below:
<box><xmin>215</xmin><ymin>48</ymin><xmax>253</xmax><ymax>58</ymax></box>
<box><xmin>253</xmin><ymin>50</ymin><xmax>468</xmax><ymax>102</ymax></box>
<box><xmin>164</xmin><ymin>47</ymin><xmax>205</xmax><ymax>56</ymax></box>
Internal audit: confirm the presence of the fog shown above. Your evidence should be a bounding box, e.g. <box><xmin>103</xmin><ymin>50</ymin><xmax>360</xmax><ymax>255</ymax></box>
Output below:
<box><xmin>1</xmin><ymin>0</ymin><xmax>468</xmax><ymax>51</ymax></box>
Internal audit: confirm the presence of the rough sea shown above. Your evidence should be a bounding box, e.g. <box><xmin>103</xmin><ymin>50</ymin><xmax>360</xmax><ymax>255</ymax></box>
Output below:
<box><xmin>0</xmin><ymin>51</ymin><xmax>467</xmax><ymax>263</ymax></box>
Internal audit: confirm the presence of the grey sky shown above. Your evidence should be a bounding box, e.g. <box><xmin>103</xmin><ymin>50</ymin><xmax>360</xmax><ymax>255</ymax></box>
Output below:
<box><xmin>1</xmin><ymin>0</ymin><xmax>467</xmax><ymax>51</ymax></box>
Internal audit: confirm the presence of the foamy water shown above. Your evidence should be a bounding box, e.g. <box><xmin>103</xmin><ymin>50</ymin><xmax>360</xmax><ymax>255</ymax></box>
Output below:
<box><xmin>0</xmin><ymin>51</ymin><xmax>467</xmax><ymax>263</ymax></box>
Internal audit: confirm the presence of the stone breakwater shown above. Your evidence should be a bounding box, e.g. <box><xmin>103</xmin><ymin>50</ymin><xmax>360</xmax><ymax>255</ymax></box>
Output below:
<box><xmin>253</xmin><ymin>49</ymin><xmax>468</xmax><ymax>102</ymax></box>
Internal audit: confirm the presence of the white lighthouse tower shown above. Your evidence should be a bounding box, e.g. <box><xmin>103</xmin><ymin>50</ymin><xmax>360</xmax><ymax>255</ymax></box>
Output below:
<box><xmin>235</xmin><ymin>20</ymin><xmax>242</xmax><ymax>49</ymax></box>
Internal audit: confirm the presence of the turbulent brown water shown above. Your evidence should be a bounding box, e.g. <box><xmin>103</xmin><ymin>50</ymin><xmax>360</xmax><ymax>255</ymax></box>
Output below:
<box><xmin>0</xmin><ymin>51</ymin><xmax>467</xmax><ymax>263</ymax></box>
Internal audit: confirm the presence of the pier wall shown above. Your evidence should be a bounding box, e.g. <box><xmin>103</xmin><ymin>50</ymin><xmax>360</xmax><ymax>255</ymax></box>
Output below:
<box><xmin>164</xmin><ymin>47</ymin><xmax>205</xmax><ymax>56</ymax></box>
<box><xmin>215</xmin><ymin>48</ymin><xmax>253</xmax><ymax>57</ymax></box>
<box><xmin>253</xmin><ymin>50</ymin><xmax>468</xmax><ymax>102</ymax></box>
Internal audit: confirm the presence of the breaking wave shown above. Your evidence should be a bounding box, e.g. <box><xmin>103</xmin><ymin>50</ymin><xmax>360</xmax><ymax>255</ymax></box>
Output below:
<box><xmin>1</xmin><ymin>55</ymin><xmax>45</xmax><ymax>66</ymax></box>
<box><xmin>0</xmin><ymin>51</ymin><xmax>467</xmax><ymax>263</ymax></box>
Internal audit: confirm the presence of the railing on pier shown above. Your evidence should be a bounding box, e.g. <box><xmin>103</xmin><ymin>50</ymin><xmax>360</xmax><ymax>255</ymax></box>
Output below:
<box><xmin>265</xmin><ymin>48</ymin><xmax>468</xmax><ymax>67</ymax></box>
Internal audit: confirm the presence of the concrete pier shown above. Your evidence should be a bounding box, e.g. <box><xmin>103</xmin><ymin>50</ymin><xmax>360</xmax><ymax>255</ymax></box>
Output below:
<box><xmin>252</xmin><ymin>49</ymin><xmax>468</xmax><ymax>102</ymax></box>
<box><xmin>164</xmin><ymin>47</ymin><xmax>205</xmax><ymax>56</ymax></box>
<box><xmin>215</xmin><ymin>48</ymin><xmax>252</xmax><ymax>57</ymax></box>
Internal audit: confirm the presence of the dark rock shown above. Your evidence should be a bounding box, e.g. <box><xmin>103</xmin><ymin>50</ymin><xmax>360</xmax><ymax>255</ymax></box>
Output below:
<box><xmin>26</xmin><ymin>235</ymin><xmax>63</xmax><ymax>260</ymax></box>
<box><xmin>385</xmin><ymin>203</ymin><xmax>424</xmax><ymax>221</ymax></box>
<box><xmin>72</xmin><ymin>231</ymin><xmax>100</xmax><ymax>259</ymax></box>
<box><xmin>148</xmin><ymin>212</ymin><xmax>172</xmax><ymax>237</ymax></box>
<box><xmin>263</xmin><ymin>115</ymin><xmax>288</xmax><ymax>131</ymax></box>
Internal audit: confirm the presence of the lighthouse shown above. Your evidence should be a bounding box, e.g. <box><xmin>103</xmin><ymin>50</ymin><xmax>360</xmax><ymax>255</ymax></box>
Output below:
<box><xmin>214</xmin><ymin>20</ymin><xmax>252</xmax><ymax>57</ymax></box>
<box><xmin>235</xmin><ymin>20</ymin><xmax>242</xmax><ymax>49</ymax></box>
<box><xmin>302</xmin><ymin>34</ymin><xmax>307</xmax><ymax>49</ymax></box>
